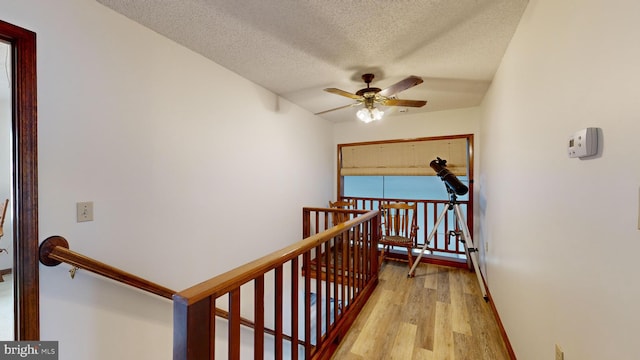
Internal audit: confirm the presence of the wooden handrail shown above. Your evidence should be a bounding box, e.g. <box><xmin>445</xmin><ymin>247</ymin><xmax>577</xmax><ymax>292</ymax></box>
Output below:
<box><xmin>40</xmin><ymin>209</ymin><xmax>380</xmax><ymax>359</ymax></box>
<box><xmin>173</xmin><ymin>208</ymin><xmax>381</xmax><ymax>359</ymax></box>
<box><xmin>39</xmin><ymin>236</ymin><xmax>176</xmax><ymax>299</ymax></box>
<box><xmin>174</xmin><ymin>209</ymin><xmax>376</xmax><ymax>305</ymax></box>
<box><xmin>38</xmin><ymin>235</ymin><xmax>298</xmax><ymax>345</ymax></box>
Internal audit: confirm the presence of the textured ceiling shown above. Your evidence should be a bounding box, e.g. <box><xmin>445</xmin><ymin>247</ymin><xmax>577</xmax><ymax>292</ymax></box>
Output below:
<box><xmin>96</xmin><ymin>0</ymin><xmax>528</xmax><ymax>122</ymax></box>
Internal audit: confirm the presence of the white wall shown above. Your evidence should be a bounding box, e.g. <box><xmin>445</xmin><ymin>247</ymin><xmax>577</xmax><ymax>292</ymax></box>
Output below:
<box><xmin>0</xmin><ymin>91</ymin><xmax>12</xmax><ymax>271</ymax></box>
<box><xmin>333</xmin><ymin>106</ymin><xmax>480</xmax><ymax>145</ymax></box>
<box><xmin>479</xmin><ymin>0</ymin><xmax>640</xmax><ymax>359</ymax></box>
<box><xmin>0</xmin><ymin>40</ymin><xmax>11</xmax><ymax>271</ymax></box>
<box><xmin>1</xmin><ymin>0</ymin><xmax>334</xmax><ymax>359</ymax></box>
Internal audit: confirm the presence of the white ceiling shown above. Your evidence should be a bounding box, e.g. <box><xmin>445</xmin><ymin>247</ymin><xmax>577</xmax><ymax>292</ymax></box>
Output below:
<box><xmin>94</xmin><ymin>1</ymin><xmax>528</xmax><ymax>122</ymax></box>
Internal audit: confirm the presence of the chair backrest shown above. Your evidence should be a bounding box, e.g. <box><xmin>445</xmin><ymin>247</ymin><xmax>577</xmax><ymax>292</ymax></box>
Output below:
<box><xmin>329</xmin><ymin>199</ymin><xmax>355</xmax><ymax>225</ymax></box>
<box><xmin>380</xmin><ymin>202</ymin><xmax>418</xmax><ymax>239</ymax></box>
<box><xmin>328</xmin><ymin>200</ymin><xmax>355</xmax><ymax>209</ymax></box>
<box><xmin>0</xmin><ymin>199</ymin><xmax>8</xmax><ymax>237</ymax></box>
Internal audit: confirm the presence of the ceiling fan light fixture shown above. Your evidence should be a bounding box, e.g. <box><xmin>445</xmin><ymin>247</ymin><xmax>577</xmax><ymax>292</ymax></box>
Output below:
<box><xmin>318</xmin><ymin>74</ymin><xmax>426</xmax><ymax>120</ymax></box>
<box><xmin>357</xmin><ymin>107</ymin><xmax>384</xmax><ymax>123</ymax></box>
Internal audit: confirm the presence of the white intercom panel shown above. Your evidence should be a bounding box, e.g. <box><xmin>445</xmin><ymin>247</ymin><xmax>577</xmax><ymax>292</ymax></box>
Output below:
<box><xmin>568</xmin><ymin>127</ymin><xmax>598</xmax><ymax>158</ymax></box>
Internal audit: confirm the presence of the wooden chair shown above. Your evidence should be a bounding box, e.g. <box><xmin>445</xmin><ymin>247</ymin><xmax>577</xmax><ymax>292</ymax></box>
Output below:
<box><xmin>323</xmin><ymin>200</ymin><xmax>357</xmax><ymax>279</ymax></box>
<box><xmin>0</xmin><ymin>199</ymin><xmax>8</xmax><ymax>238</ymax></box>
<box><xmin>379</xmin><ymin>202</ymin><xmax>419</xmax><ymax>275</ymax></box>
<box><xmin>328</xmin><ymin>199</ymin><xmax>356</xmax><ymax>226</ymax></box>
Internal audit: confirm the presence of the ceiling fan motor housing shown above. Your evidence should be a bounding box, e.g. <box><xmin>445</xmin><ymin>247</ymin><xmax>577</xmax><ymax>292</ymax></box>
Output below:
<box><xmin>356</xmin><ymin>88</ymin><xmax>381</xmax><ymax>97</ymax></box>
<box><xmin>356</xmin><ymin>73</ymin><xmax>381</xmax><ymax>97</ymax></box>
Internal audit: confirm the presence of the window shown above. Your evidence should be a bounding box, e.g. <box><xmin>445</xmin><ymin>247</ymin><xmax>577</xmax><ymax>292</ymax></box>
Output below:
<box><xmin>343</xmin><ymin>175</ymin><xmax>469</xmax><ymax>201</ymax></box>
<box><xmin>338</xmin><ymin>135</ymin><xmax>472</xmax><ymax>201</ymax></box>
<box><xmin>338</xmin><ymin>135</ymin><xmax>474</xmax><ymax>258</ymax></box>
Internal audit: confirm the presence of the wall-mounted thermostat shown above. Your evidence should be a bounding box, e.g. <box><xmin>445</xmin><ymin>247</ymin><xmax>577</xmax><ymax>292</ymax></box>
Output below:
<box><xmin>568</xmin><ymin>127</ymin><xmax>598</xmax><ymax>158</ymax></box>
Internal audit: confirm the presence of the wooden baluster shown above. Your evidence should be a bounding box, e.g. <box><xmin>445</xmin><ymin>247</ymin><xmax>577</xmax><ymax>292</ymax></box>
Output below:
<box><xmin>324</xmin><ymin>241</ymin><xmax>331</xmax><ymax>341</ymax></box>
<box><xmin>444</xmin><ymin>203</ymin><xmax>450</xmax><ymax>251</ymax></box>
<box><xmin>229</xmin><ymin>288</ymin><xmax>241</xmax><ymax>360</ymax></box>
<box><xmin>334</xmin><ymin>236</ymin><xmax>340</xmax><ymax>300</ymax></box>
<box><xmin>422</xmin><ymin>202</ymin><xmax>428</xmax><ymax>248</ymax></box>
<box><xmin>210</xmin><ymin>298</ymin><xmax>216</xmax><ymax>360</ymax></box>
<box><xmin>275</xmin><ymin>266</ymin><xmax>283</xmax><ymax>359</ymax></box>
<box><xmin>317</xmin><ymin>210</ymin><xmax>322</xmax><ymax>230</ymax></box>
<box><xmin>354</xmin><ymin>229</ymin><xmax>360</xmax><ymax>292</ymax></box>
<box><xmin>302</xmin><ymin>208</ymin><xmax>310</xmax><ymax>238</ymax></box>
<box><xmin>254</xmin><ymin>276</ymin><xmax>264</xmax><ymax>360</ymax></box>
<box><xmin>315</xmin><ymin>243</ymin><xmax>322</xmax><ymax>348</ymax></box>
<box><xmin>349</xmin><ymin>231</ymin><xmax>355</xmax><ymax>301</ymax></box>
<box><xmin>372</xmin><ymin>212</ymin><xmax>380</xmax><ymax>277</ymax></box>
<box><xmin>303</xmin><ymin>251</ymin><xmax>312</xmax><ymax>359</ymax></box>
<box><xmin>290</xmin><ymin>257</ymin><xmax>299</xmax><ymax>359</ymax></box>
<box><xmin>434</xmin><ymin>203</ymin><xmax>440</xmax><ymax>250</ymax></box>
<box><xmin>338</xmin><ymin>232</ymin><xmax>348</xmax><ymax>314</ymax></box>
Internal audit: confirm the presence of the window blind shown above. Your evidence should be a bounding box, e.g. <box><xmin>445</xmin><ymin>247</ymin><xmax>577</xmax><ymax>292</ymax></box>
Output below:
<box><xmin>340</xmin><ymin>138</ymin><xmax>467</xmax><ymax>176</ymax></box>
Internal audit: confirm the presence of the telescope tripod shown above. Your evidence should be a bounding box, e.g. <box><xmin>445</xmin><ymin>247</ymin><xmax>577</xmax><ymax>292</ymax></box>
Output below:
<box><xmin>408</xmin><ymin>192</ymin><xmax>488</xmax><ymax>301</ymax></box>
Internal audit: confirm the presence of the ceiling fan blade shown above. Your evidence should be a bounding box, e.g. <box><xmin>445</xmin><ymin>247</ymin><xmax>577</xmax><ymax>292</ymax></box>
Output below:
<box><xmin>314</xmin><ymin>102</ymin><xmax>359</xmax><ymax>115</ymax></box>
<box><xmin>378</xmin><ymin>76</ymin><xmax>424</xmax><ymax>97</ymax></box>
<box><xmin>380</xmin><ymin>98</ymin><xmax>427</xmax><ymax>107</ymax></box>
<box><xmin>324</xmin><ymin>88</ymin><xmax>363</xmax><ymax>100</ymax></box>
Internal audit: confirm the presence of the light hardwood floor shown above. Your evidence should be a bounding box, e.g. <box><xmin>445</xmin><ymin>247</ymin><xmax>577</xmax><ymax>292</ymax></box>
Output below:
<box><xmin>331</xmin><ymin>262</ymin><xmax>511</xmax><ymax>360</ymax></box>
<box><xmin>0</xmin><ymin>273</ymin><xmax>13</xmax><ymax>340</ymax></box>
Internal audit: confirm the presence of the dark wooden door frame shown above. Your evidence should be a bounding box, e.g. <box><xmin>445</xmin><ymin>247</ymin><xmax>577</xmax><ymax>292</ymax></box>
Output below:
<box><xmin>0</xmin><ymin>19</ymin><xmax>39</xmax><ymax>340</ymax></box>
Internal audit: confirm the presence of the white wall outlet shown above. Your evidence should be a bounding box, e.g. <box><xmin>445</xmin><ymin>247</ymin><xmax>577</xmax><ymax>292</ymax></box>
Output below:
<box><xmin>555</xmin><ymin>344</ymin><xmax>564</xmax><ymax>360</ymax></box>
<box><xmin>76</xmin><ymin>201</ymin><xmax>94</xmax><ymax>222</ymax></box>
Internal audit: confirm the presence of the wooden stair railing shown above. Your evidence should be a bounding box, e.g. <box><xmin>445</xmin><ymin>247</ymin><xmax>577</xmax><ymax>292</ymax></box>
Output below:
<box><xmin>39</xmin><ymin>235</ymin><xmax>176</xmax><ymax>299</ymax></box>
<box><xmin>173</xmin><ymin>208</ymin><xmax>381</xmax><ymax>360</ymax></box>
<box><xmin>38</xmin><ymin>235</ymin><xmax>292</xmax><ymax>342</ymax></box>
<box><xmin>40</xmin><ymin>208</ymin><xmax>381</xmax><ymax>360</ymax></box>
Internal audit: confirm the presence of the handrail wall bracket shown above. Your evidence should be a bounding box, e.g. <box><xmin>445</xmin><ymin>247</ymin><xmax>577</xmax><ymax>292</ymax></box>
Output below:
<box><xmin>39</xmin><ymin>236</ymin><xmax>69</xmax><ymax>266</ymax></box>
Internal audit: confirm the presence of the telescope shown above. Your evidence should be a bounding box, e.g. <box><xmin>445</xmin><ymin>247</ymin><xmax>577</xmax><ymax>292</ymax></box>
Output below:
<box><xmin>430</xmin><ymin>157</ymin><xmax>468</xmax><ymax>196</ymax></box>
<box><xmin>413</xmin><ymin>158</ymin><xmax>486</xmax><ymax>300</ymax></box>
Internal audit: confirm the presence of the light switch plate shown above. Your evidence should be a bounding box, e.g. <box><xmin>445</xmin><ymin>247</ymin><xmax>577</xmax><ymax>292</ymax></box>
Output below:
<box><xmin>555</xmin><ymin>344</ymin><xmax>564</xmax><ymax>360</ymax></box>
<box><xmin>77</xmin><ymin>201</ymin><xmax>94</xmax><ymax>222</ymax></box>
